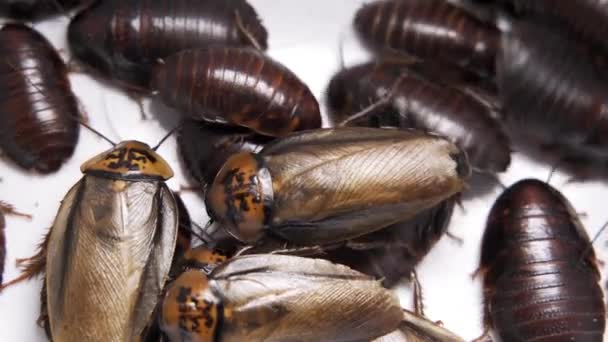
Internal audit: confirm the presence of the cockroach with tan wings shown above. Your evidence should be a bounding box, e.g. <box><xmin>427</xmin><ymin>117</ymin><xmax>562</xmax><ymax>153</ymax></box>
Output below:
<box><xmin>205</xmin><ymin>127</ymin><xmax>471</xmax><ymax>246</ymax></box>
<box><xmin>160</xmin><ymin>253</ymin><xmax>465</xmax><ymax>342</ymax></box>
<box><xmin>2</xmin><ymin>140</ymin><xmax>181</xmax><ymax>342</ymax></box>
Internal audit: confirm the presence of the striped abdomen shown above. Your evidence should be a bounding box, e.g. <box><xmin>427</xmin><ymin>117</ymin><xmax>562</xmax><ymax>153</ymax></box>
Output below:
<box><xmin>354</xmin><ymin>0</ymin><xmax>499</xmax><ymax>75</ymax></box>
<box><xmin>68</xmin><ymin>0</ymin><xmax>267</xmax><ymax>89</ymax></box>
<box><xmin>327</xmin><ymin>62</ymin><xmax>510</xmax><ymax>173</ymax></box>
<box><xmin>0</xmin><ymin>24</ymin><xmax>79</xmax><ymax>173</ymax></box>
<box><xmin>152</xmin><ymin>47</ymin><xmax>321</xmax><ymax>137</ymax></box>
<box><xmin>480</xmin><ymin>179</ymin><xmax>605</xmax><ymax>341</ymax></box>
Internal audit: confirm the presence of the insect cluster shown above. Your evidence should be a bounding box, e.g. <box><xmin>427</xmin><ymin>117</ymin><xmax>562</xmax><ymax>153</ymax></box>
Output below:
<box><xmin>0</xmin><ymin>0</ymin><xmax>607</xmax><ymax>341</ymax></box>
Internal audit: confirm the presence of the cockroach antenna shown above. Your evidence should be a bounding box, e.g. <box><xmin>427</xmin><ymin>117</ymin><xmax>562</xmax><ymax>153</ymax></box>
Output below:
<box><xmin>153</xmin><ymin>124</ymin><xmax>182</xmax><ymax>151</ymax></box>
<box><xmin>79</xmin><ymin>121</ymin><xmax>116</xmax><ymax>146</ymax></box>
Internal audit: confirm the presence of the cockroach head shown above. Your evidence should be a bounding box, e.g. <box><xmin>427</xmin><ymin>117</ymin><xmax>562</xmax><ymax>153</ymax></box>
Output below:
<box><xmin>205</xmin><ymin>152</ymin><xmax>273</xmax><ymax>244</ymax></box>
<box><xmin>161</xmin><ymin>270</ymin><xmax>222</xmax><ymax>342</ymax></box>
<box><xmin>81</xmin><ymin>141</ymin><xmax>174</xmax><ymax>180</ymax></box>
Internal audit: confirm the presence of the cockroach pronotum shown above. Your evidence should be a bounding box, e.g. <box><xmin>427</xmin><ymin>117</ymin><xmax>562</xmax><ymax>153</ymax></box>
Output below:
<box><xmin>354</xmin><ymin>0</ymin><xmax>500</xmax><ymax>76</ymax></box>
<box><xmin>497</xmin><ymin>19</ymin><xmax>608</xmax><ymax>171</ymax></box>
<box><xmin>324</xmin><ymin>197</ymin><xmax>456</xmax><ymax>287</ymax></box>
<box><xmin>151</xmin><ymin>47</ymin><xmax>322</xmax><ymax>137</ymax></box>
<box><xmin>1</xmin><ymin>140</ymin><xmax>180</xmax><ymax>341</ymax></box>
<box><xmin>68</xmin><ymin>0</ymin><xmax>268</xmax><ymax>90</ymax></box>
<box><xmin>476</xmin><ymin>179</ymin><xmax>605</xmax><ymax>341</ymax></box>
<box><xmin>327</xmin><ymin>61</ymin><xmax>511</xmax><ymax>174</ymax></box>
<box><xmin>0</xmin><ymin>24</ymin><xmax>80</xmax><ymax>173</ymax></box>
<box><xmin>205</xmin><ymin>127</ymin><xmax>470</xmax><ymax>245</ymax></box>
<box><xmin>177</xmin><ymin>119</ymin><xmax>270</xmax><ymax>187</ymax></box>
<box><xmin>160</xmin><ymin>253</ymin><xmax>465</xmax><ymax>342</ymax></box>
<box><xmin>0</xmin><ymin>0</ymin><xmax>84</xmax><ymax>19</ymax></box>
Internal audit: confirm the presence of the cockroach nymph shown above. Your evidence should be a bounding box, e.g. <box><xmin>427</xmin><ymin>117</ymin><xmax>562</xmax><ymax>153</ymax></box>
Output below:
<box><xmin>160</xmin><ymin>254</ymin><xmax>465</xmax><ymax>342</ymax></box>
<box><xmin>0</xmin><ymin>24</ymin><xmax>80</xmax><ymax>173</ymax></box>
<box><xmin>2</xmin><ymin>140</ymin><xmax>180</xmax><ymax>341</ymax></box>
<box><xmin>328</xmin><ymin>61</ymin><xmax>511</xmax><ymax>174</ymax></box>
<box><xmin>177</xmin><ymin>119</ymin><xmax>270</xmax><ymax>188</ymax></box>
<box><xmin>68</xmin><ymin>0</ymin><xmax>268</xmax><ymax>90</ymax></box>
<box><xmin>152</xmin><ymin>47</ymin><xmax>322</xmax><ymax>137</ymax></box>
<box><xmin>497</xmin><ymin>19</ymin><xmax>608</xmax><ymax>173</ymax></box>
<box><xmin>354</xmin><ymin>0</ymin><xmax>500</xmax><ymax>76</ymax></box>
<box><xmin>205</xmin><ymin>127</ymin><xmax>470</xmax><ymax>245</ymax></box>
<box><xmin>477</xmin><ymin>179</ymin><xmax>605</xmax><ymax>341</ymax></box>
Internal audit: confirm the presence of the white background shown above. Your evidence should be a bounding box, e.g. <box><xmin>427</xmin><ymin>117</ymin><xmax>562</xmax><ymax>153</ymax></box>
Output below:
<box><xmin>0</xmin><ymin>1</ymin><xmax>607</xmax><ymax>341</ymax></box>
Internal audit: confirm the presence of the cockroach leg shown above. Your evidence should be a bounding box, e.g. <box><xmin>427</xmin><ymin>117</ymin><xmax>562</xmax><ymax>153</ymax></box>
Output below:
<box><xmin>471</xmin><ymin>328</ymin><xmax>493</xmax><ymax>342</ymax></box>
<box><xmin>126</xmin><ymin>91</ymin><xmax>148</xmax><ymax>120</ymax></box>
<box><xmin>0</xmin><ymin>227</ymin><xmax>50</xmax><ymax>290</ymax></box>
<box><xmin>268</xmin><ymin>245</ymin><xmax>329</xmax><ymax>256</ymax></box>
<box><xmin>411</xmin><ymin>271</ymin><xmax>425</xmax><ymax>316</ymax></box>
<box><xmin>445</xmin><ymin>232</ymin><xmax>464</xmax><ymax>246</ymax></box>
<box><xmin>234</xmin><ymin>10</ymin><xmax>263</xmax><ymax>51</ymax></box>
<box><xmin>0</xmin><ymin>201</ymin><xmax>31</xmax><ymax>219</ymax></box>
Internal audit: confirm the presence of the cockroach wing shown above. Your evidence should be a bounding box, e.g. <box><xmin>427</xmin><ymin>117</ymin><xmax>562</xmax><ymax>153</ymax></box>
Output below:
<box><xmin>211</xmin><ymin>254</ymin><xmax>403</xmax><ymax>342</ymax></box>
<box><xmin>45</xmin><ymin>176</ymin><xmax>178</xmax><ymax>342</ymax></box>
<box><xmin>261</xmin><ymin>127</ymin><xmax>467</xmax><ymax>244</ymax></box>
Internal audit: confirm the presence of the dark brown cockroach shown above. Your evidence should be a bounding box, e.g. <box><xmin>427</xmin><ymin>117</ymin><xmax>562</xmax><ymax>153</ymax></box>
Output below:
<box><xmin>205</xmin><ymin>127</ymin><xmax>470</xmax><ymax>245</ymax></box>
<box><xmin>0</xmin><ymin>23</ymin><xmax>80</xmax><ymax>173</ymax></box>
<box><xmin>0</xmin><ymin>0</ymin><xmax>84</xmax><ymax>19</ymax></box>
<box><xmin>498</xmin><ymin>0</ymin><xmax>608</xmax><ymax>53</ymax></box>
<box><xmin>159</xmin><ymin>254</ymin><xmax>465</xmax><ymax>342</ymax></box>
<box><xmin>497</xmin><ymin>19</ymin><xmax>608</xmax><ymax>171</ymax></box>
<box><xmin>151</xmin><ymin>47</ymin><xmax>322</xmax><ymax>137</ymax></box>
<box><xmin>354</xmin><ymin>0</ymin><xmax>500</xmax><ymax>76</ymax></box>
<box><xmin>324</xmin><ymin>197</ymin><xmax>456</xmax><ymax>287</ymax></box>
<box><xmin>68</xmin><ymin>0</ymin><xmax>268</xmax><ymax>90</ymax></box>
<box><xmin>2</xmin><ymin>141</ymin><xmax>179</xmax><ymax>341</ymax></box>
<box><xmin>327</xmin><ymin>61</ymin><xmax>511</xmax><ymax>174</ymax></box>
<box><xmin>476</xmin><ymin>179</ymin><xmax>605</xmax><ymax>341</ymax></box>
<box><xmin>177</xmin><ymin>119</ymin><xmax>271</xmax><ymax>188</ymax></box>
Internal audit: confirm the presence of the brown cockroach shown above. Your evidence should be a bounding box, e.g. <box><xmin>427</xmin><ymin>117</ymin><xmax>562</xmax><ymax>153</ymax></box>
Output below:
<box><xmin>324</xmin><ymin>197</ymin><xmax>456</xmax><ymax>287</ymax></box>
<box><xmin>2</xmin><ymin>140</ymin><xmax>180</xmax><ymax>341</ymax></box>
<box><xmin>327</xmin><ymin>61</ymin><xmax>511</xmax><ymax>174</ymax></box>
<box><xmin>498</xmin><ymin>0</ymin><xmax>608</xmax><ymax>53</ymax></box>
<box><xmin>177</xmin><ymin>119</ymin><xmax>271</xmax><ymax>188</ymax></box>
<box><xmin>0</xmin><ymin>0</ymin><xmax>84</xmax><ymax>19</ymax></box>
<box><xmin>354</xmin><ymin>0</ymin><xmax>500</xmax><ymax>76</ymax></box>
<box><xmin>151</xmin><ymin>47</ymin><xmax>322</xmax><ymax>137</ymax></box>
<box><xmin>497</xmin><ymin>19</ymin><xmax>608</xmax><ymax>171</ymax></box>
<box><xmin>160</xmin><ymin>253</ymin><xmax>465</xmax><ymax>342</ymax></box>
<box><xmin>68</xmin><ymin>0</ymin><xmax>268</xmax><ymax>90</ymax></box>
<box><xmin>0</xmin><ymin>23</ymin><xmax>80</xmax><ymax>173</ymax></box>
<box><xmin>205</xmin><ymin>127</ymin><xmax>470</xmax><ymax>245</ymax></box>
<box><xmin>476</xmin><ymin>179</ymin><xmax>605</xmax><ymax>341</ymax></box>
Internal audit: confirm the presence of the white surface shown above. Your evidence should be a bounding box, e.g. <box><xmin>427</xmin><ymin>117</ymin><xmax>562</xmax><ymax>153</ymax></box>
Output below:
<box><xmin>0</xmin><ymin>1</ymin><xmax>607</xmax><ymax>341</ymax></box>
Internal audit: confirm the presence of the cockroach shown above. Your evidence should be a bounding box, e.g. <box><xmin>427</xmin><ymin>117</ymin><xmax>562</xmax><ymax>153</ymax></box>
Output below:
<box><xmin>327</xmin><ymin>61</ymin><xmax>511</xmax><ymax>174</ymax></box>
<box><xmin>68</xmin><ymin>0</ymin><xmax>268</xmax><ymax>90</ymax></box>
<box><xmin>0</xmin><ymin>0</ymin><xmax>84</xmax><ymax>19</ymax></box>
<box><xmin>476</xmin><ymin>179</ymin><xmax>605</xmax><ymax>341</ymax></box>
<box><xmin>0</xmin><ymin>23</ymin><xmax>80</xmax><ymax>173</ymax></box>
<box><xmin>497</xmin><ymin>19</ymin><xmax>608</xmax><ymax>170</ymax></box>
<box><xmin>151</xmin><ymin>47</ymin><xmax>322</xmax><ymax>137</ymax></box>
<box><xmin>177</xmin><ymin>119</ymin><xmax>270</xmax><ymax>188</ymax></box>
<box><xmin>324</xmin><ymin>197</ymin><xmax>456</xmax><ymax>287</ymax></box>
<box><xmin>2</xmin><ymin>140</ymin><xmax>179</xmax><ymax>341</ymax></box>
<box><xmin>160</xmin><ymin>254</ymin><xmax>465</xmax><ymax>342</ymax></box>
<box><xmin>354</xmin><ymin>0</ymin><xmax>500</xmax><ymax>76</ymax></box>
<box><xmin>205</xmin><ymin>127</ymin><xmax>470</xmax><ymax>245</ymax></box>
<box><xmin>498</xmin><ymin>0</ymin><xmax>608</xmax><ymax>53</ymax></box>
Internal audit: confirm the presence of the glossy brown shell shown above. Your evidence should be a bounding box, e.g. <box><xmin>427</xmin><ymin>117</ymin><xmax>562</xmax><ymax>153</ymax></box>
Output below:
<box><xmin>177</xmin><ymin>119</ymin><xmax>269</xmax><ymax>187</ymax></box>
<box><xmin>497</xmin><ymin>20</ymin><xmax>608</xmax><ymax>168</ymax></box>
<box><xmin>354</xmin><ymin>0</ymin><xmax>500</xmax><ymax>75</ymax></box>
<box><xmin>0</xmin><ymin>0</ymin><xmax>84</xmax><ymax>19</ymax></box>
<box><xmin>328</xmin><ymin>61</ymin><xmax>511</xmax><ymax>173</ymax></box>
<box><xmin>68</xmin><ymin>0</ymin><xmax>268</xmax><ymax>89</ymax></box>
<box><xmin>152</xmin><ymin>47</ymin><xmax>322</xmax><ymax>137</ymax></box>
<box><xmin>479</xmin><ymin>179</ymin><xmax>605</xmax><ymax>341</ymax></box>
<box><xmin>0</xmin><ymin>24</ymin><xmax>80</xmax><ymax>173</ymax></box>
